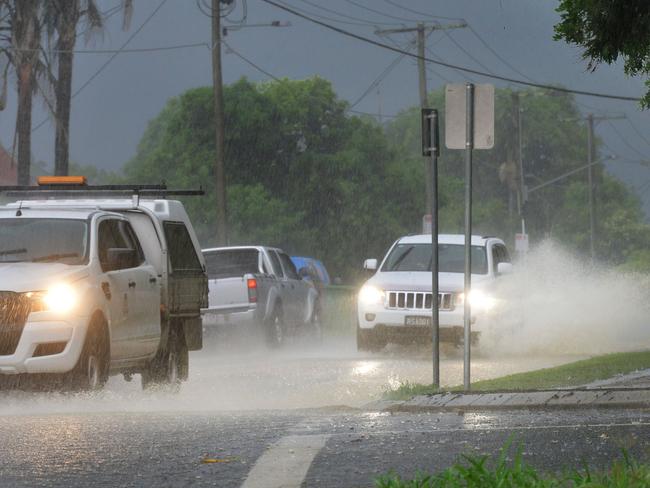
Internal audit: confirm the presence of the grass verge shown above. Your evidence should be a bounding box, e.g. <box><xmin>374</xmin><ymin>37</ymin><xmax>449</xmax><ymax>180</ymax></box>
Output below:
<box><xmin>374</xmin><ymin>446</ymin><xmax>650</xmax><ymax>487</ymax></box>
<box><xmin>385</xmin><ymin>350</ymin><xmax>650</xmax><ymax>400</ymax></box>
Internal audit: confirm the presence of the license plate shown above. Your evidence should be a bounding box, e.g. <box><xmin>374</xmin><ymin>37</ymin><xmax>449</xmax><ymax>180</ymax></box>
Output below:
<box><xmin>405</xmin><ymin>316</ymin><xmax>431</xmax><ymax>327</ymax></box>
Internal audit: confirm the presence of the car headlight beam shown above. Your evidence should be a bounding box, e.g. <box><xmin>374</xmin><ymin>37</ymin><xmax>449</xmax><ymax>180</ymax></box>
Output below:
<box><xmin>455</xmin><ymin>290</ymin><xmax>496</xmax><ymax>311</ymax></box>
<box><xmin>26</xmin><ymin>283</ymin><xmax>78</xmax><ymax>314</ymax></box>
<box><xmin>358</xmin><ymin>285</ymin><xmax>385</xmax><ymax>305</ymax></box>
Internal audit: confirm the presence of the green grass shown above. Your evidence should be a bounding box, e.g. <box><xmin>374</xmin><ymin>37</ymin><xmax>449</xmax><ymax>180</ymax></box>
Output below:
<box><xmin>374</xmin><ymin>446</ymin><xmax>650</xmax><ymax>487</ymax></box>
<box><xmin>385</xmin><ymin>350</ymin><xmax>650</xmax><ymax>400</ymax></box>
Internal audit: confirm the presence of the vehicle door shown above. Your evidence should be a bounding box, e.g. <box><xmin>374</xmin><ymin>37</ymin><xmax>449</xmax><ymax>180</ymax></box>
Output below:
<box><xmin>267</xmin><ymin>250</ymin><xmax>292</xmax><ymax>318</ymax></box>
<box><xmin>97</xmin><ymin>218</ymin><xmax>160</xmax><ymax>360</ymax></box>
<box><xmin>278</xmin><ymin>251</ymin><xmax>310</xmax><ymax>325</ymax></box>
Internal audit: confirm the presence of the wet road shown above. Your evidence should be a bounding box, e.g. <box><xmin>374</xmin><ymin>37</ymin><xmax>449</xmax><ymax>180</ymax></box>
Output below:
<box><xmin>1</xmin><ymin>407</ymin><xmax>649</xmax><ymax>487</ymax></box>
<box><xmin>0</xmin><ymin>335</ymin><xmax>624</xmax><ymax>487</ymax></box>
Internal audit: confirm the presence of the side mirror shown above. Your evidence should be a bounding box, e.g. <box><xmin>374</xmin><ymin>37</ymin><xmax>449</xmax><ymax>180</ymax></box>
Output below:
<box><xmin>363</xmin><ymin>259</ymin><xmax>378</xmax><ymax>271</ymax></box>
<box><xmin>105</xmin><ymin>248</ymin><xmax>137</xmax><ymax>272</ymax></box>
<box><xmin>298</xmin><ymin>267</ymin><xmax>311</xmax><ymax>279</ymax></box>
<box><xmin>497</xmin><ymin>262</ymin><xmax>513</xmax><ymax>275</ymax></box>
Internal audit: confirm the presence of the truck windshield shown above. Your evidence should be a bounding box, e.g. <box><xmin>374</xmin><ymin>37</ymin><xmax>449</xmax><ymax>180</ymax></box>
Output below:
<box><xmin>381</xmin><ymin>243</ymin><xmax>488</xmax><ymax>274</ymax></box>
<box><xmin>204</xmin><ymin>249</ymin><xmax>260</xmax><ymax>279</ymax></box>
<box><xmin>0</xmin><ymin>218</ymin><xmax>88</xmax><ymax>265</ymax></box>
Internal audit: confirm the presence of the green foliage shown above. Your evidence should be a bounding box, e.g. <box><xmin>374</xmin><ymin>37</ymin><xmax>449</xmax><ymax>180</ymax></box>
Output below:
<box><xmin>121</xmin><ymin>77</ymin><xmax>410</xmax><ymax>280</ymax></box>
<box><xmin>375</xmin><ymin>446</ymin><xmax>650</xmax><ymax>487</ymax></box>
<box><xmin>121</xmin><ymin>79</ymin><xmax>650</xmax><ymax>279</ymax></box>
<box><xmin>554</xmin><ymin>0</ymin><xmax>650</xmax><ymax>107</ymax></box>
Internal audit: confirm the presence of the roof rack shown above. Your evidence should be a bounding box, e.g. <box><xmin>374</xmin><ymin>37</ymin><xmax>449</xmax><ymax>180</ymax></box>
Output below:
<box><xmin>0</xmin><ymin>184</ymin><xmax>204</xmax><ymax>201</ymax></box>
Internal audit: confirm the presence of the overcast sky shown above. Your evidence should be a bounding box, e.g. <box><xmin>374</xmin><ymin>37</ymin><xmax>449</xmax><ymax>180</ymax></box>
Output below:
<box><xmin>1</xmin><ymin>0</ymin><xmax>649</xmax><ymax>211</ymax></box>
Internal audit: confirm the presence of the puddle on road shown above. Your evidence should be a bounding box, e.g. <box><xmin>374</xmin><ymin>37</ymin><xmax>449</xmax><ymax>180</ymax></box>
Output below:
<box><xmin>0</xmin><ymin>336</ymin><xmax>586</xmax><ymax>416</ymax></box>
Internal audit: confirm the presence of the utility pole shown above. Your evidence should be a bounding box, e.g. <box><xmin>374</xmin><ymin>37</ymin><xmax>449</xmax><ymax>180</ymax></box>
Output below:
<box><xmin>376</xmin><ymin>21</ymin><xmax>466</xmax><ymax>213</ymax></box>
<box><xmin>585</xmin><ymin>113</ymin><xmax>625</xmax><ymax>263</ymax></box>
<box><xmin>212</xmin><ymin>0</ymin><xmax>228</xmax><ymax>246</ymax></box>
<box><xmin>516</xmin><ymin>94</ymin><xmax>525</xmax><ymax>236</ymax></box>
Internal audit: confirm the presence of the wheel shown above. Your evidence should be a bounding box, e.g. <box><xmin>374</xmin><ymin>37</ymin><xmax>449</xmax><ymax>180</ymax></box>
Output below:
<box><xmin>356</xmin><ymin>323</ymin><xmax>385</xmax><ymax>353</ymax></box>
<box><xmin>264</xmin><ymin>305</ymin><xmax>285</xmax><ymax>348</ymax></box>
<box><xmin>142</xmin><ymin>323</ymin><xmax>187</xmax><ymax>390</ymax></box>
<box><xmin>68</xmin><ymin>315</ymin><xmax>109</xmax><ymax>391</ymax></box>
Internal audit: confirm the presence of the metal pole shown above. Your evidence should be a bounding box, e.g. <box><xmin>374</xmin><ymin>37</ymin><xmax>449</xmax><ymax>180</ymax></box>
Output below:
<box><xmin>463</xmin><ymin>83</ymin><xmax>474</xmax><ymax>391</ymax></box>
<box><xmin>212</xmin><ymin>0</ymin><xmax>228</xmax><ymax>246</ymax></box>
<box><xmin>430</xmin><ymin>109</ymin><xmax>440</xmax><ymax>389</ymax></box>
<box><xmin>587</xmin><ymin>113</ymin><xmax>595</xmax><ymax>264</ymax></box>
<box><xmin>417</xmin><ymin>24</ymin><xmax>433</xmax><ymax>213</ymax></box>
<box><xmin>517</xmin><ymin>100</ymin><xmax>526</xmax><ymax>235</ymax></box>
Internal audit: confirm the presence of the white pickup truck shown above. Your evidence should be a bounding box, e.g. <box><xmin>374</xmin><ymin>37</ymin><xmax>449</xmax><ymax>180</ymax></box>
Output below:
<box><xmin>357</xmin><ymin>234</ymin><xmax>512</xmax><ymax>351</ymax></box>
<box><xmin>201</xmin><ymin>246</ymin><xmax>321</xmax><ymax>346</ymax></box>
<box><xmin>0</xmin><ymin>184</ymin><xmax>207</xmax><ymax>390</ymax></box>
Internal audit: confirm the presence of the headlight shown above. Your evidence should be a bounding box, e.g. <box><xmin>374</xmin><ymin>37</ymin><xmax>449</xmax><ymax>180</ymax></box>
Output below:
<box><xmin>358</xmin><ymin>285</ymin><xmax>385</xmax><ymax>305</ymax></box>
<box><xmin>455</xmin><ymin>290</ymin><xmax>496</xmax><ymax>311</ymax></box>
<box><xmin>25</xmin><ymin>283</ymin><xmax>77</xmax><ymax>314</ymax></box>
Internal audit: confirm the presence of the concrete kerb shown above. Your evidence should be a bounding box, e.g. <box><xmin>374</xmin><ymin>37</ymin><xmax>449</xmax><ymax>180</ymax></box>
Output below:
<box><xmin>372</xmin><ymin>388</ymin><xmax>650</xmax><ymax>413</ymax></box>
<box><xmin>366</xmin><ymin>370</ymin><xmax>650</xmax><ymax>413</ymax></box>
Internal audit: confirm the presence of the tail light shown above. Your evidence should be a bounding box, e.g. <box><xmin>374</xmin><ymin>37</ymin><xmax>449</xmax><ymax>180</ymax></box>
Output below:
<box><xmin>247</xmin><ymin>278</ymin><xmax>257</xmax><ymax>303</ymax></box>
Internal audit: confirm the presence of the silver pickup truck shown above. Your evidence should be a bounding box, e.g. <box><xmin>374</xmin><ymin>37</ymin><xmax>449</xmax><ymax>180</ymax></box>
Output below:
<box><xmin>201</xmin><ymin>246</ymin><xmax>321</xmax><ymax>346</ymax></box>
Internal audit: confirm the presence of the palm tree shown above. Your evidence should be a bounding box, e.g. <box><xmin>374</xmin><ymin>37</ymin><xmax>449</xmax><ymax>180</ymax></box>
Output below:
<box><xmin>0</xmin><ymin>0</ymin><xmax>43</xmax><ymax>184</ymax></box>
<box><xmin>46</xmin><ymin>0</ymin><xmax>133</xmax><ymax>176</ymax></box>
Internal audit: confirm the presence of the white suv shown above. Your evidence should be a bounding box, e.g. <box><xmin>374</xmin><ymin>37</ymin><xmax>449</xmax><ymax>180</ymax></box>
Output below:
<box><xmin>357</xmin><ymin>234</ymin><xmax>512</xmax><ymax>351</ymax></box>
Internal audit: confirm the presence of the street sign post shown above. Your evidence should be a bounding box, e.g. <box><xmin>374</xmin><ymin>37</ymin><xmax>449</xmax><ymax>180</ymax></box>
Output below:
<box><xmin>422</xmin><ymin>108</ymin><xmax>440</xmax><ymax>389</ymax></box>
<box><xmin>445</xmin><ymin>83</ymin><xmax>494</xmax><ymax>391</ymax></box>
<box><xmin>515</xmin><ymin>233</ymin><xmax>529</xmax><ymax>253</ymax></box>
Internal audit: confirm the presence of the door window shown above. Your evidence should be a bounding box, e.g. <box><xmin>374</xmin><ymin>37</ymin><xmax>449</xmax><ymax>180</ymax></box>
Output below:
<box><xmin>163</xmin><ymin>222</ymin><xmax>202</xmax><ymax>274</ymax></box>
<box><xmin>279</xmin><ymin>253</ymin><xmax>300</xmax><ymax>280</ymax></box>
<box><xmin>268</xmin><ymin>251</ymin><xmax>284</xmax><ymax>278</ymax></box>
<box><xmin>98</xmin><ymin>219</ymin><xmax>144</xmax><ymax>272</ymax></box>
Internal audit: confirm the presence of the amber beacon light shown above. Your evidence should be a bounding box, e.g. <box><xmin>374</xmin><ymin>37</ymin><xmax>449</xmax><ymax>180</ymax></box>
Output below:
<box><xmin>37</xmin><ymin>176</ymin><xmax>88</xmax><ymax>186</ymax></box>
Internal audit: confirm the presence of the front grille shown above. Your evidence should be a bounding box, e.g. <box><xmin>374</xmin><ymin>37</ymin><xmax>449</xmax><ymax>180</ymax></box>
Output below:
<box><xmin>386</xmin><ymin>291</ymin><xmax>454</xmax><ymax>311</ymax></box>
<box><xmin>0</xmin><ymin>291</ymin><xmax>31</xmax><ymax>356</ymax></box>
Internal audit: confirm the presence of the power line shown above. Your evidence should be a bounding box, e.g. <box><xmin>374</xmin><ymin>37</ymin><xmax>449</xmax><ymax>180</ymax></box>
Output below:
<box><xmin>625</xmin><ymin>118</ymin><xmax>650</xmax><ymax>149</ymax></box>
<box><xmin>349</xmin><ymin>51</ymin><xmax>407</xmax><ymax>108</ymax></box>
<box><xmin>14</xmin><ymin>42</ymin><xmax>210</xmax><ymax>55</ymax></box>
<box><xmin>221</xmin><ymin>41</ymin><xmax>399</xmax><ymax>119</ymax></box>
<box><xmin>343</xmin><ymin>0</ymin><xmax>433</xmax><ymax>23</ymax></box>
<box><xmin>32</xmin><ymin>0</ymin><xmax>169</xmax><ymax>133</ymax></box>
<box><xmin>381</xmin><ymin>0</ymin><xmax>464</xmax><ymax>22</ymax></box>
<box><xmin>259</xmin><ymin>0</ymin><xmax>643</xmax><ymax>102</ymax></box>
<box><xmin>425</xmin><ymin>46</ymin><xmax>474</xmax><ymax>83</ymax></box>
<box><xmin>223</xmin><ymin>40</ymin><xmax>281</xmax><ymax>81</ymax></box>
<box><xmin>465</xmin><ymin>25</ymin><xmax>534</xmax><ymax>82</ymax></box>
<box><xmin>442</xmin><ymin>30</ymin><xmax>495</xmax><ymax>75</ymax></box>
<box><xmin>607</xmin><ymin>120</ymin><xmax>648</xmax><ymax>160</ymax></box>
<box><xmin>290</xmin><ymin>0</ymin><xmax>403</xmax><ymax>27</ymax></box>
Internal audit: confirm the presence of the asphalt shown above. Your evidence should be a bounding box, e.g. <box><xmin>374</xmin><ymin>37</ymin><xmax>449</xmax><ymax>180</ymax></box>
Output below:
<box><xmin>369</xmin><ymin>368</ymin><xmax>650</xmax><ymax>413</ymax></box>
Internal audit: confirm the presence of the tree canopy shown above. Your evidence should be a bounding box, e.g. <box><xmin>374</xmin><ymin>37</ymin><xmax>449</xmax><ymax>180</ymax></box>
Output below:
<box><xmin>121</xmin><ymin>77</ymin><xmax>650</xmax><ymax>281</ymax></box>
<box><xmin>554</xmin><ymin>0</ymin><xmax>650</xmax><ymax>106</ymax></box>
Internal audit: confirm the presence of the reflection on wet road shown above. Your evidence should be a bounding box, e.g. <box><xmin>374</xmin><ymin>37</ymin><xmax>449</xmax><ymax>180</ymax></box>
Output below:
<box><xmin>0</xmin><ymin>334</ymin><xmax>587</xmax><ymax>416</ymax></box>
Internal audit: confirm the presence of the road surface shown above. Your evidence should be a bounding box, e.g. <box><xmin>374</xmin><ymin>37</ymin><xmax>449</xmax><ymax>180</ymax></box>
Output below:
<box><xmin>1</xmin><ymin>335</ymin><xmax>619</xmax><ymax>487</ymax></box>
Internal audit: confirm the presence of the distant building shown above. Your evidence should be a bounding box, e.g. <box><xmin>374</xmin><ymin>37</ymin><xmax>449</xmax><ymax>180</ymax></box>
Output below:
<box><xmin>0</xmin><ymin>144</ymin><xmax>17</xmax><ymax>185</ymax></box>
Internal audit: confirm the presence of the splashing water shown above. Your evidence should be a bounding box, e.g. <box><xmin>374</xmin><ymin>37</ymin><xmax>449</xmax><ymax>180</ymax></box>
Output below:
<box><xmin>482</xmin><ymin>240</ymin><xmax>650</xmax><ymax>356</ymax></box>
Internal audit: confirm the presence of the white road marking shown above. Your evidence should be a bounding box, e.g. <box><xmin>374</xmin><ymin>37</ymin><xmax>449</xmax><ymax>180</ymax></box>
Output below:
<box><xmin>241</xmin><ymin>434</ymin><xmax>329</xmax><ymax>488</ymax></box>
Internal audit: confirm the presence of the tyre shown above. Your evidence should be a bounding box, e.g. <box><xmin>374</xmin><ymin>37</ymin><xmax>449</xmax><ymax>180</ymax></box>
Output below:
<box><xmin>142</xmin><ymin>322</ymin><xmax>188</xmax><ymax>390</ymax></box>
<box><xmin>264</xmin><ymin>305</ymin><xmax>285</xmax><ymax>348</ymax></box>
<box><xmin>67</xmin><ymin>315</ymin><xmax>110</xmax><ymax>391</ymax></box>
<box><xmin>356</xmin><ymin>323</ymin><xmax>386</xmax><ymax>353</ymax></box>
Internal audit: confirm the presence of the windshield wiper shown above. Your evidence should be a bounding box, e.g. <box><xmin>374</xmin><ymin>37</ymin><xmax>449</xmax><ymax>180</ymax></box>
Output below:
<box><xmin>31</xmin><ymin>253</ymin><xmax>80</xmax><ymax>262</ymax></box>
<box><xmin>0</xmin><ymin>248</ymin><xmax>27</xmax><ymax>256</ymax></box>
